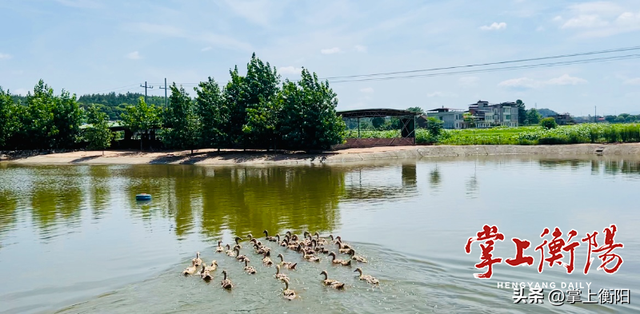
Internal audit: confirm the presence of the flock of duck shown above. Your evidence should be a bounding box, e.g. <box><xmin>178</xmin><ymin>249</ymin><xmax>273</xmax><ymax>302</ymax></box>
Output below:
<box><xmin>182</xmin><ymin>230</ymin><xmax>379</xmax><ymax>300</ymax></box>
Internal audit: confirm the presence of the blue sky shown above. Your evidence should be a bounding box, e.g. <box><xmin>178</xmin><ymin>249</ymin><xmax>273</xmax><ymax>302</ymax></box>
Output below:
<box><xmin>1</xmin><ymin>0</ymin><xmax>639</xmax><ymax>116</ymax></box>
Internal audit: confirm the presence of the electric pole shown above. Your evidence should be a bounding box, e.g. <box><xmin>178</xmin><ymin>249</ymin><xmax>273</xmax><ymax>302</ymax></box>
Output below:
<box><xmin>140</xmin><ymin>81</ymin><xmax>153</xmax><ymax>103</ymax></box>
<box><xmin>594</xmin><ymin>106</ymin><xmax>597</xmax><ymax>123</ymax></box>
<box><xmin>158</xmin><ymin>78</ymin><xmax>168</xmax><ymax>107</ymax></box>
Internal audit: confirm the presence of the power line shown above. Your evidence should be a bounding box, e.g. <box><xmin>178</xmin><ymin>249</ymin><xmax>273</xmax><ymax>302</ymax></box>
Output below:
<box><xmin>320</xmin><ymin>45</ymin><xmax>640</xmax><ymax>80</ymax></box>
<box><xmin>328</xmin><ymin>54</ymin><xmax>640</xmax><ymax>83</ymax></box>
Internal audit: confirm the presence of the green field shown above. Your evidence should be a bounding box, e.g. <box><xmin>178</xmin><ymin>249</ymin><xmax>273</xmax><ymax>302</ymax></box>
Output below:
<box><xmin>346</xmin><ymin>123</ymin><xmax>640</xmax><ymax>145</ymax></box>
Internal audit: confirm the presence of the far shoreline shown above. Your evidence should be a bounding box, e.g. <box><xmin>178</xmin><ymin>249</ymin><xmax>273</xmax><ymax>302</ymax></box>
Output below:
<box><xmin>2</xmin><ymin>143</ymin><xmax>640</xmax><ymax>166</ymax></box>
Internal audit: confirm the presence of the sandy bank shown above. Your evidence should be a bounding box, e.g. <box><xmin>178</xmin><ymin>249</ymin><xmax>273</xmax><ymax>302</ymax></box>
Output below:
<box><xmin>3</xmin><ymin>143</ymin><xmax>640</xmax><ymax>166</ymax></box>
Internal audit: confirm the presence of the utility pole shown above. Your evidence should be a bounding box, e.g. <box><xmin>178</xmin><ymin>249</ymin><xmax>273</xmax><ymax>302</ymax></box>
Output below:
<box><xmin>594</xmin><ymin>106</ymin><xmax>597</xmax><ymax>123</ymax></box>
<box><xmin>158</xmin><ymin>78</ymin><xmax>168</xmax><ymax>107</ymax></box>
<box><xmin>140</xmin><ymin>81</ymin><xmax>153</xmax><ymax>103</ymax></box>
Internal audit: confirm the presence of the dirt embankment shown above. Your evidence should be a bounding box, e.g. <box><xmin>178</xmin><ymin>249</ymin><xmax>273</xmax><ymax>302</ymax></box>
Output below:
<box><xmin>2</xmin><ymin>143</ymin><xmax>640</xmax><ymax>166</ymax></box>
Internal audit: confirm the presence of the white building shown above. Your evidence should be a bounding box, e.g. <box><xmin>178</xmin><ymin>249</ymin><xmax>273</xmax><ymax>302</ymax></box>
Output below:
<box><xmin>425</xmin><ymin>107</ymin><xmax>465</xmax><ymax>129</ymax></box>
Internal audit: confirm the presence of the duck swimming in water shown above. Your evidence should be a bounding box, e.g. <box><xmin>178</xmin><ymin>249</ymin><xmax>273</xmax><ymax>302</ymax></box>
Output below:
<box><xmin>262</xmin><ymin>251</ymin><xmax>274</xmax><ymax>266</ymax></box>
<box><xmin>220</xmin><ymin>270</ymin><xmax>233</xmax><ymax>289</ymax></box>
<box><xmin>225</xmin><ymin>244</ymin><xmax>236</xmax><ymax>257</ymax></box>
<box><xmin>215</xmin><ymin>241</ymin><xmax>224</xmax><ymax>253</ymax></box>
<box><xmin>263</xmin><ymin>230</ymin><xmax>277</xmax><ymax>242</ymax></box>
<box><xmin>281</xmin><ymin>278</ymin><xmax>296</xmax><ymax>300</ymax></box>
<box><xmin>244</xmin><ymin>260</ymin><xmax>257</xmax><ymax>274</ymax></box>
<box><xmin>205</xmin><ymin>260</ymin><xmax>218</xmax><ymax>272</ymax></box>
<box><xmin>200</xmin><ymin>265</ymin><xmax>213</xmax><ymax>281</ymax></box>
<box><xmin>182</xmin><ymin>260</ymin><xmax>198</xmax><ymax>276</ymax></box>
<box><xmin>277</xmin><ymin>253</ymin><xmax>297</xmax><ymax>270</ymax></box>
<box><xmin>192</xmin><ymin>252</ymin><xmax>203</xmax><ymax>267</ymax></box>
<box><xmin>235</xmin><ymin>247</ymin><xmax>248</xmax><ymax>262</ymax></box>
<box><xmin>328</xmin><ymin>252</ymin><xmax>351</xmax><ymax>266</ymax></box>
<box><xmin>274</xmin><ymin>264</ymin><xmax>289</xmax><ymax>281</ymax></box>
<box><xmin>354</xmin><ymin>267</ymin><xmax>379</xmax><ymax>285</ymax></box>
<box><xmin>348</xmin><ymin>249</ymin><xmax>368</xmax><ymax>263</ymax></box>
<box><xmin>320</xmin><ymin>270</ymin><xmax>345</xmax><ymax>289</ymax></box>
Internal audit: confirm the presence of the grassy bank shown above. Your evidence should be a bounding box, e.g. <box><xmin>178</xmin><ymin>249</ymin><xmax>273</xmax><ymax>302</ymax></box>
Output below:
<box><xmin>348</xmin><ymin>123</ymin><xmax>640</xmax><ymax>145</ymax></box>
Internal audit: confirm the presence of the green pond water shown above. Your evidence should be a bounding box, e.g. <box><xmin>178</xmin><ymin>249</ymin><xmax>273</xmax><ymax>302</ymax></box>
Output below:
<box><xmin>0</xmin><ymin>156</ymin><xmax>639</xmax><ymax>313</ymax></box>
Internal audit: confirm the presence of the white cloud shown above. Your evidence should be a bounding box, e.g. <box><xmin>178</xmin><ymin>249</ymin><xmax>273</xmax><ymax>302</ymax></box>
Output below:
<box><xmin>354</xmin><ymin>45</ymin><xmax>367</xmax><ymax>52</ymax></box>
<box><xmin>458</xmin><ymin>76</ymin><xmax>479</xmax><ymax>86</ymax></box>
<box><xmin>536</xmin><ymin>26</ymin><xmax>545</xmax><ymax>31</ymax></box>
<box><xmin>0</xmin><ymin>53</ymin><xmax>11</xmax><ymax>59</ymax></box>
<box><xmin>279</xmin><ymin>66</ymin><xmax>302</xmax><ymax>75</ymax></box>
<box><xmin>561</xmin><ymin>15</ymin><xmax>608</xmax><ymax>28</ymax></box>
<box><xmin>569</xmin><ymin>1</ymin><xmax>623</xmax><ymax>16</ymax></box>
<box><xmin>359</xmin><ymin>87</ymin><xmax>374</xmax><ymax>93</ymax></box>
<box><xmin>546</xmin><ymin>74</ymin><xmax>588</xmax><ymax>85</ymax></box>
<box><xmin>126</xmin><ymin>51</ymin><xmax>141</xmax><ymax>60</ymax></box>
<box><xmin>557</xmin><ymin>2</ymin><xmax>640</xmax><ymax>37</ymax></box>
<box><xmin>499</xmin><ymin>77</ymin><xmax>541</xmax><ymax>89</ymax></box>
<box><xmin>624</xmin><ymin>78</ymin><xmax>640</xmax><ymax>85</ymax></box>
<box><xmin>320</xmin><ymin>47</ymin><xmax>342</xmax><ymax>54</ymax></box>
<box><xmin>498</xmin><ymin>74</ymin><xmax>588</xmax><ymax>89</ymax></box>
<box><xmin>201</xmin><ymin>46</ymin><xmax>212</xmax><ymax>52</ymax></box>
<box><xmin>480</xmin><ymin>22</ymin><xmax>507</xmax><ymax>31</ymax></box>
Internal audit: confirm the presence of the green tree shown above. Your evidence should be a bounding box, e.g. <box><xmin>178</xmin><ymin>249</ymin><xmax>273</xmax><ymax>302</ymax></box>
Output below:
<box><xmin>0</xmin><ymin>88</ymin><xmax>18</xmax><ymax>148</ymax></box>
<box><xmin>24</xmin><ymin>80</ymin><xmax>59</xmax><ymax>149</ymax></box>
<box><xmin>426</xmin><ymin>117</ymin><xmax>443</xmax><ymax>136</ymax></box>
<box><xmin>407</xmin><ymin>107</ymin><xmax>424</xmax><ymax>115</ymax></box>
<box><xmin>223</xmin><ymin>65</ymin><xmax>245</xmax><ymax>147</ymax></box>
<box><xmin>526</xmin><ymin>108</ymin><xmax>542</xmax><ymax>125</ymax></box>
<box><xmin>371</xmin><ymin>117</ymin><xmax>385</xmax><ymax>129</ymax></box>
<box><xmin>243</xmin><ymin>96</ymin><xmax>281</xmax><ymax>150</ymax></box>
<box><xmin>240</xmin><ymin>53</ymin><xmax>281</xmax><ymax>148</ymax></box>
<box><xmin>279</xmin><ymin>68</ymin><xmax>346</xmax><ymax>151</ymax></box>
<box><xmin>540</xmin><ymin>117</ymin><xmax>558</xmax><ymax>129</ymax></box>
<box><xmin>120</xmin><ymin>97</ymin><xmax>161</xmax><ymax>151</ymax></box>
<box><xmin>195</xmin><ymin>77</ymin><xmax>229</xmax><ymax>150</ymax></box>
<box><xmin>463</xmin><ymin>112</ymin><xmax>476</xmax><ymax>128</ymax></box>
<box><xmin>51</xmin><ymin>89</ymin><xmax>83</xmax><ymax>148</ymax></box>
<box><xmin>85</xmin><ymin>104</ymin><xmax>113</xmax><ymax>154</ymax></box>
<box><xmin>163</xmin><ymin>84</ymin><xmax>200</xmax><ymax>153</ymax></box>
<box><xmin>224</xmin><ymin>53</ymin><xmax>281</xmax><ymax>148</ymax></box>
<box><xmin>516</xmin><ymin>99</ymin><xmax>526</xmax><ymax>125</ymax></box>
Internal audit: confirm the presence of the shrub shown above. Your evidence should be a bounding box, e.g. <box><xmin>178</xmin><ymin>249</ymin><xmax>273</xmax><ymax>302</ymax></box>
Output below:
<box><xmin>540</xmin><ymin>117</ymin><xmax>558</xmax><ymax>129</ymax></box>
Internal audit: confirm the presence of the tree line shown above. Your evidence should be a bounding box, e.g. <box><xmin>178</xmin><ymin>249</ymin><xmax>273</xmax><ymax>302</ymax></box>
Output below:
<box><xmin>0</xmin><ymin>54</ymin><xmax>347</xmax><ymax>152</ymax></box>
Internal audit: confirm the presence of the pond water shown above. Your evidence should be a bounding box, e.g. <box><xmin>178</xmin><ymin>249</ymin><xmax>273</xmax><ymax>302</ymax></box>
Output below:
<box><xmin>0</xmin><ymin>156</ymin><xmax>639</xmax><ymax>313</ymax></box>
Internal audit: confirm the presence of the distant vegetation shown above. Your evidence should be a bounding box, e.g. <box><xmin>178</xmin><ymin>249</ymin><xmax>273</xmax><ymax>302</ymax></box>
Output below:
<box><xmin>355</xmin><ymin>124</ymin><xmax>640</xmax><ymax>145</ymax></box>
<box><xmin>0</xmin><ymin>53</ymin><xmax>346</xmax><ymax>152</ymax></box>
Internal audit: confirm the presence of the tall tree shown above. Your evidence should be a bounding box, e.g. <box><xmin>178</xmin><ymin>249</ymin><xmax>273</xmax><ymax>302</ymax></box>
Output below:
<box><xmin>120</xmin><ymin>97</ymin><xmax>161</xmax><ymax>151</ymax></box>
<box><xmin>0</xmin><ymin>88</ymin><xmax>18</xmax><ymax>148</ymax></box>
<box><xmin>225</xmin><ymin>53</ymin><xmax>281</xmax><ymax>148</ymax></box>
<box><xmin>85</xmin><ymin>104</ymin><xmax>113</xmax><ymax>154</ymax></box>
<box><xmin>279</xmin><ymin>68</ymin><xmax>346</xmax><ymax>151</ymax></box>
<box><xmin>163</xmin><ymin>84</ymin><xmax>200</xmax><ymax>153</ymax></box>
<box><xmin>516</xmin><ymin>99</ymin><xmax>526</xmax><ymax>125</ymax></box>
<box><xmin>51</xmin><ymin>89</ymin><xmax>83</xmax><ymax>149</ymax></box>
<box><xmin>223</xmin><ymin>65</ymin><xmax>245</xmax><ymax>147</ymax></box>
<box><xmin>526</xmin><ymin>108</ymin><xmax>542</xmax><ymax>125</ymax></box>
<box><xmin>24</xmin><ymin>80</ymin><xmax>59</xmax><ymax>149</ymax></box>
<box><xmin>195</xmin><ymin>77</ymin><xmax>229</xmax><ymax>150</ymax></box>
